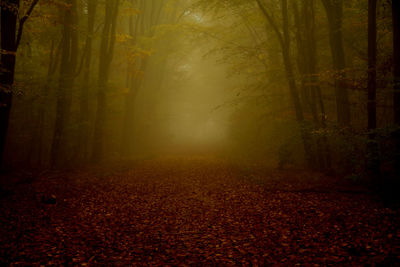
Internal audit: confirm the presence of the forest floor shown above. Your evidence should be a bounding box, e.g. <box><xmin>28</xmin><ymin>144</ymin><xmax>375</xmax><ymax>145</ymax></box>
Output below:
<box><xmin>0</xmin><ymin>156</ymin><xmax>400</xmax><ymax>266</ymax></box>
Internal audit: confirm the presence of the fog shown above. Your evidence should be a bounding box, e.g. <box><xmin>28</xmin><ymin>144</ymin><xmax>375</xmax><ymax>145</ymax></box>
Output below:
<box><xmin>133</xmin><ymin>45</ymin><xmax>235</xmax><ymax>156</ymax></box>
<box><xmin>0</xmin><ymin>0</ymin><xmax>399</xmax><ymax>177</ymax></box>
<box><xmin>1</xmin><ymin>1</ymin><xmax>400</xmax><ymax>265</ymax></box>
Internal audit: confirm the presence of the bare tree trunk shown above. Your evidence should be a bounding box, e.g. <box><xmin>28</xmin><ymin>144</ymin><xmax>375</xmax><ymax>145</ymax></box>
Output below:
<box><xmin>120</xmin><ymin>0</ymin><xmax>167</xmax><ymax>158</ymax></box>
<box><xmin>121</xmin><ymin>71</ymin><xmax>141</xmax><ymax>158</ymax></box>
<box><xmin>392</xmin><ymin>0</ymin><xmax>400</xmax><ymax>180</ymax></box>
<box><xmin>256</xmin><ymin>0</ymin><xmax>315</xmax><ymax>167</ymax></box>
<box><xmin>368</xmin><ymin>0</ymin><xmax>377</xmax><ymax>133</ymax></box>
<box><xmin>77</xmin><ymin>0</ymin><xmax>98</xmax><ymax>162</ymax></box>
<box><xmin>0</xmin><ymin>0</ymin><xmax>39</xmax><ymax>168</ymax></box>
<box><xmin>295</xmin><ymin>0</ymin><xmax>331</xmax><ymax>170</ymax></box>
<box><xmin>321</xmin><ymin>0</ymin><xmax>351</xmax><ymax>127</ymax></box>
<box><xmin>92</xmin><ymin>0</ymin><xmax>119</xmax><ymax>162</ymax></box>
<box><xmin>50</xmin><ymin>0</ymin><xmax>79</xmax><ymax>168</ymax></box>
<box><xmin>30</xmin><ymin>39</ymin><xmax>60</xmax><ymax>167</ymax></box>
<box><xmin>121</xmin><ymin>6</ymin><xmax>141</xmax><ymax>158</ymax></box>
<box><xmin>293</xmin><ymin>1</ymin><xmax>320</xmax><ymax>169</ymax></box>
<box><xmin>0</xmin><ymin>0</ymin><xmax>20</xmax><ymax>167</ymax></box>
<box><xmin>366</xmin><ymin>0</ymin><xmax>379</xmax><ymax>181</ymax></box>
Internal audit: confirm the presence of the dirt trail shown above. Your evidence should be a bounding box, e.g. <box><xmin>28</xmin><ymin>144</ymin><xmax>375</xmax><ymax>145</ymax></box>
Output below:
<box><xmin>0</xmin><ymin>157</ymin><xmax>399</xmax><ymax>265</ymax></box>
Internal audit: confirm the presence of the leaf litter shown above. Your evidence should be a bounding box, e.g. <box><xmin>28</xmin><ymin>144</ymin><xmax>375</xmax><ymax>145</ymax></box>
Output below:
<box><xmin>0</xmin><ymin>157</ymin><xmax>399</xmax><ymax>265</ymax></box>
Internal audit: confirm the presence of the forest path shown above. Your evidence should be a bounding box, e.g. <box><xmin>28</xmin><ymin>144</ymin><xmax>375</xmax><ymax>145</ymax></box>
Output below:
<box><xmin>0</xmin><ymin>156</ymin><xmax>399</xmax><ymax>265</ymax></box>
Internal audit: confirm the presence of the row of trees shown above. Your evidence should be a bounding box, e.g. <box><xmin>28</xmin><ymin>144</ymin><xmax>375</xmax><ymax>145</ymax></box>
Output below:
<box><xmin>1</xmin><ymin>0</ymin><xmax>400</xmax><ymax>186</ymax></box>
<box><xmin>1</xmin><ymin>0</ymin><xmax>184</xmax><ymax>169</ymax></box>
<box><xmin>189</xmin><ymin>0</ymin><xmax>399</xmax><ymax>180</ymax></box>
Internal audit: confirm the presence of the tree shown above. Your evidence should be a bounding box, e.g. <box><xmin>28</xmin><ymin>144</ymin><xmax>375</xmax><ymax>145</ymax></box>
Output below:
<box><xmin>92</xmin><ymin>0</ymin><xmax>120</xmax><ymax>162</ymax></box>
<box><xmin>121</xmin><ymin>0</ymin><xmax>146</xmax><ymax>158</ymax></box>
<box><xmin>392</xmin><ymin>0</ymin><xmax>400</xmax><ymax>179</ymax></box>
<box><xmin>367</xmin><ymin>0</ymin><xmax>379</xmax><ymax>180</ymax></box>
<box><xmin>50</xmin><ymin>0</ymin><xmax>79</xmax><ymax>167</ymax></box>
<box><xmin>255</xmin><ymin>0</ymin><xmax>315</xmax><ymax>167</ymax></box>
<box><xmin>0</xmin><ymin>0</ymin><xmax>39</xmax><ymax>167</ymax></box>
<box><xmin>77</xmin><ymin>0</ymin><xmax>98</xmax><ymax>162</ymax></box>
<box><xmin>293</xmin><ymin>0</ymin><xmax>331</xmax><ymax>170</ymax></box>
<box><xmin>31</xmin><ymin>37</ymin><xmax>61</xmax><ymax>167</ymax></box>
<box><xmin>321</xmin><ymin>0</ymin><xmax>351</xmax><ymax>127</ymax></box>
<box><xmin>120</xmin><ymin>0</ymin><xmax>172</xmax><ymax>158</ymax></box>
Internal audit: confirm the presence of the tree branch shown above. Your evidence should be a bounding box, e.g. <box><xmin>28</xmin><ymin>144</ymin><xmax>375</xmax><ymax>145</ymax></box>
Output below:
<box><xmin>16</xmin><ymin>0</ymin><xmax>39</xmax><ymax>50</ymax></box>
<box><xmin>255</xmin><ymin>0</ymin><xmax>284</xmax><ymax>47</ymax></box>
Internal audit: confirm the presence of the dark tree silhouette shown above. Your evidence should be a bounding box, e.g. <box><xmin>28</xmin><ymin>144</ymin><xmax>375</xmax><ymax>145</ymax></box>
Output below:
<box><xmin>0</xmin><ymin>0</ymin><xmax>38</xmax><ymax>167</ymax></box>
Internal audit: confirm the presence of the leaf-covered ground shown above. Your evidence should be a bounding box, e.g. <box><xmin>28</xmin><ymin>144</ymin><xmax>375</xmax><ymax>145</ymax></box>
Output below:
<box><xmin>1</xmin><ymin>156</ymin><xmax>399</xmax><ymax>265</ymax></box>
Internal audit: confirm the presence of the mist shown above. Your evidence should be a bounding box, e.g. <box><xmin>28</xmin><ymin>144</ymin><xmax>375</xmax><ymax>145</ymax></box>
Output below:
<box><xmin>1</xmin><ymin>0</ymin><xmax>400</xmax><ymax>265</ymax></box>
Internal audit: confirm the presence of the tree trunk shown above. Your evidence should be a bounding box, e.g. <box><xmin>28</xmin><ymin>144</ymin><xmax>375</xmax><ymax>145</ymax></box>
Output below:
<box><xmin>368</xmin><ymin>0</ymin><xmax>377</xmax><ymax>132</ymax></box>
<box><xmin>120</xmin><ymin>0</ymin><xmax>171</xmax><ymax>158</ymax></box>
<box><xmin>321</xmin><ymin>0</ymin><xmax>351</xmax><ymax>127</ymax></box>
<box><xmin>92</xmin><ymin>0</ymin><xmax>119</xmax><ymax>162</ymax></box>
<box><xmin>0</xmin><ymin>0</ymin><xmax>19</xmax><ymax>167</ymax></box>
<box><xmin>121</xmin><ymin>74</ymin><xmax>139</xmax><ymax>157</ymax></box>
<box><xmin>30</xmin><ymin>39</ymin><xmax>60</xmax><ymax>167</ymax></box>
<box><xmin>77</xmin><ymin>0</ymin><xmax>97</xmax><ymax>162</ymax></box>
<box><xmin>394</xmin><ymin>1</ymin><xmax>400</xmax><ymax>125</ymax></box>
<box><xmin>256</xmin><ymin>0</ymin><xmax>315</xmax><ymax>167</ymax></box>
<box><xmin>306</xmin><ymin>0</ymin><xmax>331</xmax><ymax>170</ymax></box>
<box><xmin>293</xmin><ymin>0</ymin><xmax>325</xmax><ymax>170</ymax></box>
<box><xmin>282</xmin><ymin>0</ymin><xmax>315</xmax><ymax>168</ymax></box>
<box><xmin>50</xmin><ymin>0</ymin><xmax>79</xmax><ymax>168</ymax></box>
<box><xmin>367</xmin><ymin>0</ymin><xmax>379</xmax><ymax>180</ymax></box>
<box><xmin>392</xmin><ymin>0</ymin><xmax>400</xmax><ymax>179</ymax></box>
<box><xmin>121</xmin><ymin>8</ymin><xmax>141</xmax><ymax>158</ymax></box>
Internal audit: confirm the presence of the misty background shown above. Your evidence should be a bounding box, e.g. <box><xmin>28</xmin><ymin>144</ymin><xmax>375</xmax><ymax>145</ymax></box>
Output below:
<box><xmin>0</xmin><ymin>0</ymin><xmax>399</xmax><ymax>182</ymax></box>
